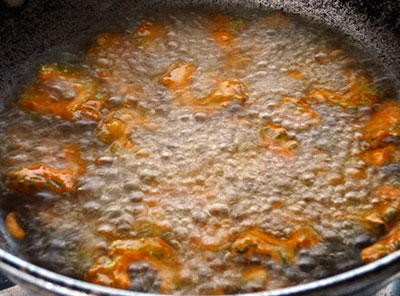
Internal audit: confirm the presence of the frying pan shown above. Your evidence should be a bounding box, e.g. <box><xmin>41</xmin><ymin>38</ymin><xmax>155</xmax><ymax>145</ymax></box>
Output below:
<box><xmin>0</xmin><ymin>0</ymin><xmax>399</xmax><ymax>295</ymax></box>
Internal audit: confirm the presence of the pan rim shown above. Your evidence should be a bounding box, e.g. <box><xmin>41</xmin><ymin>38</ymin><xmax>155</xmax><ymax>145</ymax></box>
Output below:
<box><xmin>0</xmin><ymin>247</ymin><xmax>399</xmax><ymax>295</ymax></box>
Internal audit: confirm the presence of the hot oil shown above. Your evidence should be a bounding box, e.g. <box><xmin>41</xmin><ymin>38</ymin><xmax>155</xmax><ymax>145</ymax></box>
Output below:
<box><xmin>0</xmin><ymin>9</ymin><xmax>399</xmax><ymax>294</ymax></box>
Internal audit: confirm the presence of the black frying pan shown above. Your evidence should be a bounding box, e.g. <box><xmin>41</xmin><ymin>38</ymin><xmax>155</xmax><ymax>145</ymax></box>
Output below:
<box><xmin>0</xmin><ymin>1</ymin><xmax>399</xmax><ymax>295</ymax></box>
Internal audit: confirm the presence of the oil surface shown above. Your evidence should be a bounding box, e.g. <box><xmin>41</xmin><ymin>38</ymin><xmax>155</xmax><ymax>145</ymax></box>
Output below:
<box><xmin>0</xmin><ymin>10</ymin><xmax>399</xmax><ymax>295</ymax></box>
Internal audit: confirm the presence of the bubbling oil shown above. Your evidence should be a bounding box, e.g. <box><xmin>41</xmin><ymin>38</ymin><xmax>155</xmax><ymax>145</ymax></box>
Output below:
<box><xmin>0</xmin><ymin>9</ymin><xmax>399</xmax><ymax>295</ymax></box>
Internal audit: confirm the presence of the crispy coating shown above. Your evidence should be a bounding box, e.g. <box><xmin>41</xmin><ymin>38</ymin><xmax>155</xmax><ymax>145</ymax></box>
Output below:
<box><xmin>210</xmin><ymin>14</ymin><xmax>252</xmax><ymax>73</ymax></box>
<box><xmin>85</xmin><ymin>238</ymin><xmax>179</xmax><ymax>293</ymax></box>
<box><xmin>5</xmin><ymin>212</ymin><xmax>25</xmax><ymax>240</ymax></box>
<box><xmin>361</xmin><ymin>186</ymin><xmax>400</xmax><ymax>235</ymax></box>
<box><xmin>232</xmin><ymin>229</ymin><xmax>318</xmax><ymax>265</ymax></box>
<box><xmin>259</xmin><ymin>125</ymin><xmax>299</xmax><ymax>159</ymax></box>
<box><xmin>5</xmin><ymin>165</ymin><xmax>76</xmax><ymax>195</ymax></box>
<box><xmin>95</xmin><ymin>106</ymin><xmax>148</xmax><ymax>150</ymax></box>
<box><xmin>5</xmin><ymin>144</ymin><xmax>86</xmax><ymax>195</ymax></box>
<box><xmin>158</xmin><ymin>62</ymin><xmax>197</xmax><ymax>91</ymax></box>
<box><xmin>306</xmin><ymin>76</ymin><xmax>379</xmax><ymax>109</ymax></box>
<box><xmin>159</xmin><ymin>62</ymin><xmax>248</xmax><ymax>113</ymax></box>
<box><xmin>131</xmin><ymin>20</ymin><xmax>165</xmax><ymax>46</ymax></box>
<box><xmin>280</xmin><ymin>97</ymin><xmax>319</xmax><ymax>118</ymax></box>
<box><xmin>197</xmin><ymin>80</ymin><xmax>247</xmax><ymax>110</ymax></box>
<box><xmin>242</xmin><ymin>266</ymin><xmax>269</xmax><ymax>291</ymax></box>
<box><xmin>359</xmin><ymin>145</ymin><xmax>400</xmax><ymax>167</ymax></box>
<box><xmin>211</xmin><ymin>14</ymin><xmax>245</xmax><ymax>48</ymax></box>
<box><xmin>18</xmin><ymin>63</ymin><xmax>108</xmax><ymax>122</ymax></box>
<box><xmin>361</xmin><ymin>223</ymin><xmax>400</xmax><ymax>264</ymax></box>
<box><xmin>362</xmin><ymin>101</ymin><xmax>400</xmax><ymax>149</ymax></box>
